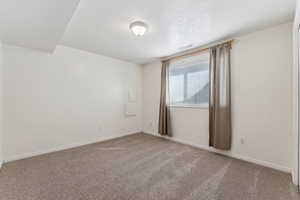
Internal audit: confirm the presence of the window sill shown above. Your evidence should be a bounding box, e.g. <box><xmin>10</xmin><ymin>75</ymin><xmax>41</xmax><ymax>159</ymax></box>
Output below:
<box><xmin>168</xmin><ymin>104</ymin><xmax>209</xmax><ymax>109</ymax></box>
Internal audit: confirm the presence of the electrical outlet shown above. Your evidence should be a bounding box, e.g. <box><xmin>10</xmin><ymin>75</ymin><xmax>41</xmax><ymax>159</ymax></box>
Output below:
<box><xmin>98</xmin><ymin>123</ymin><xmax>103</xmax><ymax>132</ymax></box>
<box><xmin>149</xmin><ymin>122</ymin><xmax>154</xmax><ymax>130</ymax></box>
<box><xmin>240</xmin><ymin>138</ymin><xmax>245</xmax><ymax>144</ymax></box>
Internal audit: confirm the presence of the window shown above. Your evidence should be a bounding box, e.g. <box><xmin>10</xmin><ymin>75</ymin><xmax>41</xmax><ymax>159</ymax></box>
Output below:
<box><xmin>169</xmin><ymin>52</ymin><xmax>209</xmax><ymax>107</ymax></box>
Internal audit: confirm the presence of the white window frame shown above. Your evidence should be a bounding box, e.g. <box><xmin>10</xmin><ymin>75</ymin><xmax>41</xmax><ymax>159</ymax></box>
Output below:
<box><xmin>168</xmin><ymin>52</ymin><xmax>210</xmax><ymax>109</ymax></box>
<box><xmin>168</xmin><ymin>103</ymin><xmax>208</xmax><ymax>109</ymax></box>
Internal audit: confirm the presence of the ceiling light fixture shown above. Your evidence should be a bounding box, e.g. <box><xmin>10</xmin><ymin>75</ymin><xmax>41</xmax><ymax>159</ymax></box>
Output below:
<box><xmin>129</xmin><ymin>21</ymin><xmax>147</xmax><ymax>36</ymax></box>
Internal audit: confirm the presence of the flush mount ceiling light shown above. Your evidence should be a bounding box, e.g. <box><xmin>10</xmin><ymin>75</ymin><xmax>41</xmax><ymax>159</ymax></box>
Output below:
<box><xmin>129</xmin><ymin>21</ymin><xmax>147</xmax><ymax>36</ymax></box>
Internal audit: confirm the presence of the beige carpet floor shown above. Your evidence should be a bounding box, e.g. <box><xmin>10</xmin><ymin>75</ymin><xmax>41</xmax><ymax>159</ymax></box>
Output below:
<box><xmin>0</xmin><ymin>133</ymin><xmax>299</xmax><ymax>200</ymax></box>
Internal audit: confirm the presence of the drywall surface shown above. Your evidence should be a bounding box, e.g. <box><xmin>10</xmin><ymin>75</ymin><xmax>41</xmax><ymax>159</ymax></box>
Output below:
<box><xmin>0</xmin><ymin>42</ymin><xmax>3</xmax><ymax>167</ymax></box>
<box><xmin>142</xmin><ymin>22</ymin><xmax>293</xmax><ymax>172</ymax></box>
<box><xmin>292</xmin><ymin>0</ymin><xmax>300</xmax><ymax>185</ymax></box>
<box><xmin>3</xmin><ymin>44</ymin><xmax>142</xmax><ymax>161</ymax></box>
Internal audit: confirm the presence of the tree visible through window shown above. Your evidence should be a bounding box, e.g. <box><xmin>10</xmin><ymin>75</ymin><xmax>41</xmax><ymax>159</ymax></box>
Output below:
<box><xmin>169</xmin><ymin>52</ymin><xmax>209</xmax><ymax>107</ymax></box>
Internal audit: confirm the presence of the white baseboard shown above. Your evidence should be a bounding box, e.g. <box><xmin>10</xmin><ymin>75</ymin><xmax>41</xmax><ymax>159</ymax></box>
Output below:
<box><xmin>142</xmin><ymin>131</ymin><xmax>292</xmax><ymax>174</ymax></box>
<box><xmin>4</xmin><ymin>131</ymin><xmax>140</xmax><ymax>163</ymax></box>
<box><xmin>3</xmin><ymin>131</ymin><xmax>292</xmax><ymax>176</ymax></box>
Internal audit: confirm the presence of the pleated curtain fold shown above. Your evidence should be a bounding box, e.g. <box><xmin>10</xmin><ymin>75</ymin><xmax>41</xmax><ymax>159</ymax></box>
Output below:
<box><xmin>158</xmin><ymin>61</ymin><xmax>172</xmax><ymax>136</ymax></box>
<box><xmin>158</xmin><ymin>42</ymin><xmax>232</xmax><ymax>145</ymax></box>
<box><xmin>209</xmin><ymin>43</ymin><xmax>232</xmax><ymax>150</ymax></box>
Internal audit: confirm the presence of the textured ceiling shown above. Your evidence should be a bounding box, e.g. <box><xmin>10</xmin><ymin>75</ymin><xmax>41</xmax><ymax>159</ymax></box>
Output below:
<box><xmin>0</xmin><ymin>0</ymin><xmax>80</xmax><ymax>52</ymax></box>
<box><xmin>61</xmin><ymin>0</ymin><xmax>296</xmax><ymax>64</ymax></box>
<box><xmin>0</xmin><ymin>0</ymin><xmax>296</xmax><ymax>63</ymax></box>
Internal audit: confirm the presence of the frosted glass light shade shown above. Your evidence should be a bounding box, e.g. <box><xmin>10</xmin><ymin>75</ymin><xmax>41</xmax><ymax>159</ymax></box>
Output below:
<box><xmin>129</xmin><ymin>21</ymin><xmax>147</xmax><ymax>36</ymax></box>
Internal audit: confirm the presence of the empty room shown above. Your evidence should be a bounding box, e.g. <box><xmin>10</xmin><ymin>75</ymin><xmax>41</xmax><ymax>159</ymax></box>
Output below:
<box><xmin>0</xmin><ymin>0</ymin><xmax>300</xmax><ymax>199</ymax></box>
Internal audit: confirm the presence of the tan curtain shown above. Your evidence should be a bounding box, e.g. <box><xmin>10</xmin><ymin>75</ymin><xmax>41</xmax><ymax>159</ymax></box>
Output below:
<box><xmin>209</xmin><ymin>43</ymin><xmax>232</xmax><ymax>150</ymax></box>
<box><xmin>158</xmin><ymin>61</ymin><xmax>171</xmax><ymax>136</ymax></box>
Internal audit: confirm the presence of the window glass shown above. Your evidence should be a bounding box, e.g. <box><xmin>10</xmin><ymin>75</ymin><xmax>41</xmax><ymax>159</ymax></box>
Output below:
<box><xmin>169</xmin><ymin>52</ymin><xmax>209</xmax><ymax>106</ymax></box>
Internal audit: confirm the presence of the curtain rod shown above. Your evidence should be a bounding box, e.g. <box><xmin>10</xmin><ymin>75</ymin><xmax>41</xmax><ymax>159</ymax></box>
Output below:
<box><xmin>161</xmin><ymin>39</ymin><xmax>234</xmax><ymax>62</ymax></box>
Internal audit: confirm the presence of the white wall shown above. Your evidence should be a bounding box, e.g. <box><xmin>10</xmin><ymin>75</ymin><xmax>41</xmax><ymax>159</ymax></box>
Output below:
<box><xmin>2</xmin><ymin>44</ymin><xmax>142</xmax><ymax>161</ymax></box>
<box><xmin>0</xmin><ymin>41</ymin><xmax>3</xmax><ymax>167</ymax></box>
<box><xmin>143</xmin><ymin>22</ymin><xmax>293</xmax><ymax>172</ymax></box>
<box><xmin>292</xmin><ymin>0</ymin><xmax>300</xmax><ymax>185</ymax></box>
